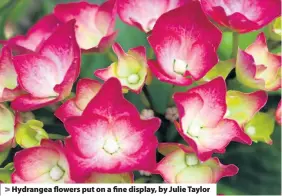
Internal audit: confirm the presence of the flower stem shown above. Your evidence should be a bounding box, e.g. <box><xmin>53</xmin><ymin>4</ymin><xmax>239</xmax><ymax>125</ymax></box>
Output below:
<box><xmin>231</xmin><ymin>32</ymin><xmax>239</xmax><ymax>58</ymax></box>
<box><xmin>106</xmin><ymin>50</ymin><xmax>117</xmax><ymax>62</ymax></box>
<box><xmin>142</xmin><ymin>85</ymin><xmax>154</xmax><ymax>110</ymax></box>
<box><xmin>48</xmin><ymin>133</ymin><xmax>66</xmax><ymax>140</ymax></box>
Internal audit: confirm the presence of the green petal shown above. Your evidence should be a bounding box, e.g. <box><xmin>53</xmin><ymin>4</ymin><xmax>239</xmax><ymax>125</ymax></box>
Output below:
<box><xmin>201</xmin><ymin>59</ymin><xmax>235</xmax><ymax>82</ymax></box>
<box><xmin>244</xmin><ymin>112</ymin><xmax>274</xmax><ymax>144</ymax></box>
<box><xmin>86</xmin><ymin>172</ymin><xmax>133</xmax><ymax>183</ymax></box>
<box><xmin>15</xmin><ymin>120</ymin><xmax>49</xmax><ymax>148</ymax></box>
<box><xmin>176</xmin><ymin>165</ymin><xmax>213</xmax><ymax>183</ymax></box>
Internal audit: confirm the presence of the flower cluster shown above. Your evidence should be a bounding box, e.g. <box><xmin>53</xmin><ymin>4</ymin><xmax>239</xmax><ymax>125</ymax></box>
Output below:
<box><xmin>0</xmin><ymin>0</ymin><xmax>280</xmax><ymax>187</ymax></box>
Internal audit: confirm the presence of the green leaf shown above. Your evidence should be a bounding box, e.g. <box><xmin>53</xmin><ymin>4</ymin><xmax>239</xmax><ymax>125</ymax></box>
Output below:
<box><xmin>0</xmin><ymin>148</ymin><xmax>10</xmax><ymax>166</ymax></box>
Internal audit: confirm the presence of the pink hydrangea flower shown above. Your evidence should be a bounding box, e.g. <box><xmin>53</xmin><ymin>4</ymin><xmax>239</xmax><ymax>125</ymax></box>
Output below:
<box><xmin>11</xmin><ymin>20</ymin><xmax>80</xmax><ymax>112</ymax></box>
<box><xmin>200</xmin><ymin>0</ymin><xmax>281</xmax><ymax>33</ymax></box>
<box><xmin>276</xmin><ymin>100</ymin><xmax>281</xmax><ymax>125</ymax></box>
<box><xmin>54</xmin><ymin>0</ymin><xmax>117</xmax><ymax>52</ymax></box>
<box><xmin>173</xmin><ymin>77</ymin><xmax>252</xmax><ymax>161</ymax></box>
<box><xmin>64</xmin><ymin>78</ymin><xmax>160</xmax><ymax>180</ymax></box>
<box><xmin>95</xmin><ymin>43</ymin><xmax>149</xmax><ymax>93</ymax></box>
<box><xmin>12</xmin><ymin>140</ymin><xmax>73</xmax><ymax>183</ymax></box>
<box><xmin>148</xmin><ymin>1</ymin><xmax>221</xmax><ymax>85</ymax></box>
<box><xmin>236</xmin><ymin>33</ymin><xmax>281</xmax><ymax>91</ymax></box>
<box><xmin>155</xmin><ymin>143</ymin><xmax>238</xmax><ymax>183</ymax></box>
<box><xmin>2</xmin><ymin>14</ymin><xmax>61</xmax><ymax>53</ymax></box>
<box><xmin>55</xmin><ymin>78</ymin><xmax>101</xmax><ymax>122</ymax></box>
<box><xmin>117</xmin><ymin>0</ymin><xmax>187</xmax><ymax>32</ymax></box>
<box><xmin>0</xmin><ymin>46</ymin><xmax>23</xmax><ymax>102</ymax></box>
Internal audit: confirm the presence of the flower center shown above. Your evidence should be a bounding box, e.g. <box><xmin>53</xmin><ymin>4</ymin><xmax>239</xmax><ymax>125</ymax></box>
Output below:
<box><xmin>173</xmin><ymin>59</ymin><xmax>188</xmax><ymax>75</ymax></box>
<box><xmin>187</xmin><ymin>120</ymin><xmax>203</xmax><ymax>138</ymax></box>
<box><xmin>49</xmin><ymin>165</ymin><xmax>65</xmax><ymax>181</ymax></box>
<box><xmin>246</xmin><ymin>126</ymin><xmax>256</xmax><ymax>136</ymax></box>
<box><xmin>127</xmin><ymin>74</ymin><xmax>140</xmax><ymax>84</ymax></box>
<box><xmin>103</xmin><ymin>138</ymin><xmax>120</xmax><ymax>154</ymax></box>
<box><xmin>185</xmin><ymin>154</ymin><xmax>199</xmax><ymax>166</ymax></box>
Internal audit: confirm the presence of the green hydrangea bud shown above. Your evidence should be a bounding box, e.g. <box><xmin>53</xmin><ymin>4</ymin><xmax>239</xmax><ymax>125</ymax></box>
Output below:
<box><xmin>15</xmin><ymin>120</ymin><xmax>48</xmax><ymax>148</ymax></box>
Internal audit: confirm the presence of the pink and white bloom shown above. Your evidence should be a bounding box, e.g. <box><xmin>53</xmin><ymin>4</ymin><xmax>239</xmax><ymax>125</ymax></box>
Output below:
<box><xmin>275</xmin><ymin>100</ymin><xmax>281</xmax><ymax>125</ymax></box>
<box><xmin>225</xmin><ymin>90</ymin><xmax>268</xmax><ymax>127</ymax></box>
<box><xmin>64</xmin><ymin>78</ymin><xmax>160</xmax><ymax>179</ymax></box>
<box><xmin>95</xmin><ymin>43</ymin><xmax>149</xmax><ymax>93</ymax></box>
<box><xmin>54</xmin><ymin>0</ymin><xmax>117</xmax><ymax>52</ymax></box>
<box><xmin>0</xmin><ymin>46</ymin><xmax>23</xmax><ymax>102</ymax></box>
<box><xmin>2</xmin><ymin>14</ymin><xmax>61</xmax><ymax>53</ymax></box>
<box><xmin>117</xmin><ymin>0</ymin><xmax>187</xmax><ymax>32</ymax></box>
<box><xmin>148</xmin><ymin>1</ymin><xmax>221</xmax><ymax>86</ymax></box>
<box><xmin>200</xmin><ymin>0</ymin><xmax>281</xmax><ymax>33</ymax></box>
<box><xmin>11</xmin><ymin>20</ymin><xmax>81</xmax><ymax>112</ymax></box>
<box><xmin>12</xmin><ymin>140</ymin><xmax>73</xmax><ymax>183</ymax></box>
<box><xmin>173</xmin><ymin>77</ymin><xmax>252</xmax><ymax>161</ymax></box>
<box><xmin>155</xmin><ymin>143</ymin><xmax>238</xmax><ymax>183</ymax></box>
<box><xmin>236</xmin><ymin>33</ymin><xmax>281</xmax><ymax>91</ymax></box>
<box><xmin>55</xmin><ymin>78</ymin><xmax>101</xmax><ymax>122</ymax></box>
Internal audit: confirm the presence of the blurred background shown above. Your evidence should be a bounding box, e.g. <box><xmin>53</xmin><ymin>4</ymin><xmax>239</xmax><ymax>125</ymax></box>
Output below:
<box><xmin>0</xmin><ymin>0</ymin><xmax>281</xmax><ymax>195</ymax></box>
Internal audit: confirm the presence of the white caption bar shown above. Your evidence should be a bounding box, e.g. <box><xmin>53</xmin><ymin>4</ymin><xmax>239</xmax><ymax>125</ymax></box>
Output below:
<box><xmin>0</xmin><ymin>184</ymin><xmax>216</xmax><ymax>196</ymax></box>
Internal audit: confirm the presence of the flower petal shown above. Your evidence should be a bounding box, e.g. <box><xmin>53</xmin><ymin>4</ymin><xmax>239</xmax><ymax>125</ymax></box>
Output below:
<box><xmin>200</xmin><ymin>0</ymin><xmax>281</xmax><ymax>33</ymax></box>
<box><xmin>117</xmin><ymin>0</ymin><xmax>185</xmax><ymax>32</ymax></box>
<box><xmin>5</xmin><ymin>14</ymin><xmax>61</xmax><ymax>52</ymax></box>
<box><xmin>225</xmin><ymin>90</ymin><xmax>268</xmax><ymax>126</ymax></box>
<box><xmin>148</xmin><ymin>1</ymin><xmax>221</xmax><ymax>85</ymax></box>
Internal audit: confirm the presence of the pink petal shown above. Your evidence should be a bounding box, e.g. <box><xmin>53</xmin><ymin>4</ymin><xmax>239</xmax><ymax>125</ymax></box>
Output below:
<box><xmin>148</xmin><ymin>1</ymin><xmax>221</xmax><ymax>85</ymax></box>
<box><xmin>54</xmin><ymin>1</ymin><xmax>116</xmax><ymax>51</ymax></box>
<box><xmin>6</xmin><ymin>14</ymin><xmax>61</xmax><ymax>52</ymax></box>
<box><xmin>83</xmin><ymin>78</ymin><xmax>139</xmax><ymax>119</ymax></box>
<box><xmin>13</xmin><ymin>54</ymin><xmax>59</xmax><ymax>98</ymax></box>
<box><xmin>0</xmin><ymin>46</ymin><xmax>20</xmax><ymax>101</ymax></box>
<box><xmin>200</xmin><ymin>0</ymin><xmax>281</xmax><ymax>33</ymax></box>
<box><xmin>39</xmin><ymin>20</ymin><xmax>80</xmax><ymax>92</ymax></box>
<box><xmin>55</xmin><ymin>99</ymin><xmax>82</xmax><ymax>122</ymax></box>
<box><xmin>117</xmin><ymin>0</ymin><xmax>186</xmax><ymax>32</ymax></box>
<box><xmin>11</xmin><ymin>95</ymin><xmax>57</xmax><ymax>112</ymax></box>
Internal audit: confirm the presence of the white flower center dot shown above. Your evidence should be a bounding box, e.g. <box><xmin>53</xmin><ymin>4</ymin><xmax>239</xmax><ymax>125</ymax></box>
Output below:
<box><xmin>186</xmin><ymin>154</ymin><xmax>199</xmax><ymax>166</ymax></box>
<box><xmin>246</xmin><ymin>126</ymin><xmax>256</xmax><ymax>136</ymax></box>
<box><xmin>49</xmin><ymin>165</ymin><xmax>64</xmax><ymax>181</ymax></box>
<box><xmin>103</xmin><ymin>138</ymin><xmax>119</xmax><ymax>154</ymax></box>
<box><xmin>173</xmin><ymin>59</ymin><xmax>188</xmax><ymax>74</ymax></box>
<box><xmin>127</xmin><ymin>74</ymin><xmax>140</xmax><ymax>84</ymax></box>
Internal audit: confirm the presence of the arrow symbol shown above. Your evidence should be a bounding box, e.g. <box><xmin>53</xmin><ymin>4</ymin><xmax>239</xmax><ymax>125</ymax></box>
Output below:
<box><xmin>5</xmin><ymin>187</ymin><xmax>10</xmax><ymax>192</ymax></box>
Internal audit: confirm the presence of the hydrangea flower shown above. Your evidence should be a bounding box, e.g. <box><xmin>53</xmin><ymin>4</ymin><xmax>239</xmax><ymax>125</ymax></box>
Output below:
<box><xmin>117</xmin><ymin>0</ymin><xmax>186</xmax><ymax>32</ymax></box>
<box><xmin>55</xmin><ymin>78</ymin><xmax>101</xmax><ymax>122</ymax></box>
<box><xmin>225</xmin><ymin>90</ymin><xmax>268</xmax><ymax>127</ymax></box>
<box><xmin>148</xmin><ymin>1</ymin><xmax>221</xmax><ymax>85</ymax></box>
<box><xmin>15</xmin><ymin>120</ymin><xmax>49</xmax><ymax>149</ymax></box>
<box><xmin>0</xmin><ymin>46</ymin><xmax>23</xmax><ymax>102</ymax></box>
<box><xmin>11</xmin><ymin>20</ymin><xmax>80</xmax><ymax>112</ymax></box>
<box><xmin>200</xmin><ymin>0</ymin><xmax>281</xmax><ymax>33</ymax></box>
<box><xmin>155</xmin><ymin>143</ymin><xmax>238</xmax><ymax>183</ymax></box>
<box><xmin>12</xmin><ymin>140</ymin><xmax>73</xmax><ymax>183</ymax></box>
<box><xmin>64</xmin><ymin>78</ymin><xmax>160</xmax><ymax>179</ymax></box>
<box><xmin>85</xmin><ymin>172</ymin><xmax>134</xmax><ymax>183</ymax></box>
<box><xmin>2</xmin><ymin>14</ymin><xmax>61</xmax><ymax>53</ymax></box>
<box><xmin>236</xmin><ymin>33</ymin><xmax>281</xmax><ymax>91</ymax></box>
<box><xmin>95</xmin><ymin>43</ymin><xmax>149</xmax><ymax>93</ymax></box>
<box><xmin>173</xmin><ymin>77</ymin><xmax>252</xmax><ymax>161</ymax></box>
<box><xmin>54</xmin><ymin>0</ymin><xmax>117</xmax><ymax>52</ymax></box>
<box><xmin>0</xmin><ymin>104</ymin><xmax>17</xmax><ymax>151</ymax></box>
